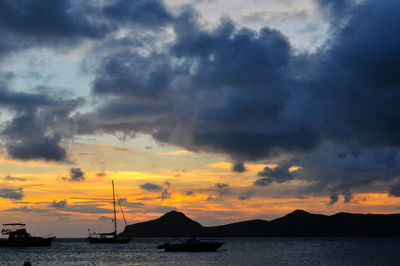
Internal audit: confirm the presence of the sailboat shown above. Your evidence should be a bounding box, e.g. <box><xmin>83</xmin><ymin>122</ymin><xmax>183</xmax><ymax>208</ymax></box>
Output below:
<box><xmin>88</xmin><ymin>180</ymin><xmax>132</xmax><ymax>244</ymax></box>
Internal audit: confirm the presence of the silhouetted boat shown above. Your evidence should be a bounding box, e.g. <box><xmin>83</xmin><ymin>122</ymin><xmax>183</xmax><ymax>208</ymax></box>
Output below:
<box><xmin>88</xmin><ymin>180</ymin><xmax>132</xmax><ymax>244</ymax></box>
<box><xmin>158</xmin><ymin>237</ymin><xmax>225</xmax><ymax>252</ymax></box>
<box><xmin>0</xmin><ymin>223</ymin><xmax>55</xmax><ymax>247</ymax></box>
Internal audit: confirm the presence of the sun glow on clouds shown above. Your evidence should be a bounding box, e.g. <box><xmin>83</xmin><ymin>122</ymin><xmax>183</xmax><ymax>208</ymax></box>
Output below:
<box><xmin>1</xmin><ymin>0</ymin><xmax>400</xmax><ymax>237</ymax></box>
<box><xmin>1</xmin><ymin>152</ymin><xmax>400</xmax><ymax>237</ymax></box>
<box><xmin>207</xmin><ymin>161</ymin><xmax>276</xmax><ymax>172</ymax></box>
<box><xmin>1</xmin><ymin>136</ymin><xmax>400</xmax><ymax>237</ymax></box>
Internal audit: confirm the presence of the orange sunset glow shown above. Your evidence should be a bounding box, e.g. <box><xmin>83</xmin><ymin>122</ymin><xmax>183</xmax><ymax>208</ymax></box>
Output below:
<box><xmin>1</xmin><ymin>0</ymin><xmax>400</xmax><ymax>241</ymax></box>
<box><xmin>2</xmin><ymin>134</ymin><xmax>400</xmax><ymax>237</ymax></box>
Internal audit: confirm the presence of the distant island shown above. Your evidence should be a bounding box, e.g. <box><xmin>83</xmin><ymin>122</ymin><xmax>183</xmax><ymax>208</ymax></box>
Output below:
<box><xmin>119</xmin><ymin>210</ymin><xmax>400</xmax><ymax>237</ymax></box>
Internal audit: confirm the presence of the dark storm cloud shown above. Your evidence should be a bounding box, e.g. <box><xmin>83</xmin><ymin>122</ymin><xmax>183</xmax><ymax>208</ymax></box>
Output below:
<box><xmin>0</xmin><ymin>0</ymin><xmax>109</xmax><ymax>56</ymax></box>
<box><xmin>254</xmin><ymin>163</ymin><xmax>296</xmax><ymax>187</ymax></box>
<box><xmin>76</xmin><ymin>97</ymin><xmax>173</xmax><ymax>135</ymax></box>
<box><xmin>232</xmin><ymin>162</ymin><xmax>247</xmax><ymax>173</ymax></box>
<box><xmin>5</xmin><ymin>133</ymin><xmax>67</xmax><ymax>162</ymax></box>
<box><xmin>291</xmin><ymin>0</ymin><xmax>400</xmax><ymax>200</ymax></box>
<box><xmin>389</xmin><ymin>180</ymin><xmax>400</xmax><ymax>197</ymax></box>
<box><xmin>84</xmin><ymin>16</ymin><xmax>319</xmax><ymax>162</ymax></box>
<box><xmin>307</xmin><ymin>0</ymin><xmax>400</xmax><ymax>150</ymax></box>
<box><xmin>62</xmin><ymin>168</ymin><xmax>85</xmax><ymax>182</ymax></box>
<box><xmin>92</xmin><ymin>52</ymin><xmax>176</xmax><ymax>98</ymax></box>
<box><xmin>295</xmin><ymin>145</ymin><xmax>400</xmax><ymax>201</ymax></box>
<box><xmin>82</xmin><ymin>0</ymin><xmax>400</xmax><ymax>201</ymax></box>
<box><xmin>170</xmin><ymin>19</ymin><xmax>318</xmax><ymax>161</ymax></box>
<box><xmin>0</xmin><ymin>0</ymin><xmax>107</xmax><ymax>39</ymax></box>
<box><xmin>0</xmin><ymin>87</ymin><xmax>55</xmax><ymax>111</ymax></box>
<box><xmin>139</xmin><ymin>182</ymin><xmax>162</xmax><ymax>191</ymax></box>
<box><xmin>315</xmin><ymin>0</ymin><xmax>356</xmax><ymax>23</ymax></box>
<box><xmin>1</xmin><ymin>0</ymin><xmax>399</xmax><ymax>203</ymax></box>
<box><xmin>0</xmin><ymin>188</ymin><xmax>24</xmax><ymax>200</ymax></box>
<box><xmin>102</xmin><ymin>0</ymin><xmax>173</xmax><ymax>27</ymax></box>
<box><xmin>0</xmin><ymin>0</ymin><xmax>173</xmax><ymax>162</ymax></box>
<box><xmin>2</xmin><ymin>113</ymin><xmax>67</xmax><ymax>162</ymax></box>
<box><xmin>0</xmin><ymin>0</ymin><xmax>173</xmax><ymax>56</ymax></box>
<box><xmin>328</xmin><ymin>193</ymin><xmax>339</xmax><ymax>206</ymax></box>
<box><xmin>253</xmin><ymin>178</ymin><xmax>273</xmax><ymax>187</ymax></box>
<box><xmin>343</xmin><ymin>191</ymin><xmax>353</xmax><ymax>204</ymax></box>
<box><xmin>0</xmin><ymin>85</ymin><xmax>84</xmax><ymax>162</ymax></box>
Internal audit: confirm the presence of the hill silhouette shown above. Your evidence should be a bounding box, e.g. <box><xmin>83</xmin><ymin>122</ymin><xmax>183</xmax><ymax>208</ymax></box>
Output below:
<box><xmin>119</xmin><ymin>210</ymin><xmax>400</xmax><ymax>237</ymax></box>
<box><xmin>120</xmin><ymin>210</ymin><xmax>202</xmax><ymax>237</ymax></box>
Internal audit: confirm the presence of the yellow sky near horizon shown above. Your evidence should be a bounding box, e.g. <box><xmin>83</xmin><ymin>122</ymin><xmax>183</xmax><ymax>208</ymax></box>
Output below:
<box><xmin>1</xmin><ymin>135</ymin><xmax>400</xmax><ymax>237</ymax></box>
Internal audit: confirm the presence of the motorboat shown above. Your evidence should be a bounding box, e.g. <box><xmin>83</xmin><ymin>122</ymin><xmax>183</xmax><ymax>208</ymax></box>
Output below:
<box><xmin>0</xmin><ymin>223</ymin><xmax>55</xmax><ymax>247</ymax></box>
<box><xmin>158</xmin><ymin>237</ymin><xmax>225</xmax><ymax>252</ymax></box>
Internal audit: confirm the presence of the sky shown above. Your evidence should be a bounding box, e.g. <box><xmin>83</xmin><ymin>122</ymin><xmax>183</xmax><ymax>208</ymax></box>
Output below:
<box><xmin>1</xmin><ymin>0</ymin><xmax>400</xmax><ymax>237</ymax></box>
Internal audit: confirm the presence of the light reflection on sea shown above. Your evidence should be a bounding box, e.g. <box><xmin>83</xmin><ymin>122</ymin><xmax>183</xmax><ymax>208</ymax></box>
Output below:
<box><xmin>1</xmin><ymin>238</ymin><xmax>400</xmax><ymax>265</ymax></box>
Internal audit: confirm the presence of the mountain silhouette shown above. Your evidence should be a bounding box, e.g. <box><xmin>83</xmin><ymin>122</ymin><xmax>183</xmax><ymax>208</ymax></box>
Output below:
<box><xmin>121</xmin><ymin>210</ymin><xmax>202</xmax><ymax>237</ymax></box>
<box><xmin>119</xmin><ymin>210</ymin><xmax>400</xmax><ymax>237</ymax></box>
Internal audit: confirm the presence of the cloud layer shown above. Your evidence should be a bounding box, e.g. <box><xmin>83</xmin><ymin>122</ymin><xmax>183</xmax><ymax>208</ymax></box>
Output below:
<box><xmin>0</xmin><ymin>188</ymin><xmax>24</xmax><ymax>200</ymax></box>
<box><xmin>0</xmin><ymin>0</ymin><xmax>400</xmax><ymax>203</ymax></box>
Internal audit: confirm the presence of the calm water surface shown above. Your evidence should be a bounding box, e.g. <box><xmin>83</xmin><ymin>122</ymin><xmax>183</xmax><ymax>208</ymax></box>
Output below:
<box><xmin>1</xmin><ymin>238</ymin><xmax>400</xmax><ymax>265</ymax></box>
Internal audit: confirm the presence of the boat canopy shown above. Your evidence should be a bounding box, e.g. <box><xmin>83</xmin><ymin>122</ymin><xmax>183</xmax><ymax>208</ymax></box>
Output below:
<box><xmin>3</xmin><ymin>223</ymin><xmax>26</xmax><ymax>226</ymax></box>
<box><xmin>2</xmin><ymin>224</ymin><xmax>27</xmax><ymax>235</ymax></box>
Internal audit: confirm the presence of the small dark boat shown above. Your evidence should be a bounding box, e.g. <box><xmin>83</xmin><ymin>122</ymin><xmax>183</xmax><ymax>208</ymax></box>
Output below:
<box><xmin>88</xmin><ymin>180</ymin><xmax>132</xmax><ymax>244</ymax></box>
<box><xmin>159</xmin><ymin>237</ymin><xmax>225</xmax><ymax>252</ymax></box>
<box><xmin>0</xmin><ymin>223</ymin><xmax>55</xmax><ymax>247</ymax></box>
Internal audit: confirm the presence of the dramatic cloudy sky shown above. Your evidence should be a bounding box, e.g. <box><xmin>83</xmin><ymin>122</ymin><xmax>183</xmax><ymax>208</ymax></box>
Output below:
<box><xmin>1</xmin><ymin>0</ymin><xmax>400</xmax><ymax>237</ymax></box>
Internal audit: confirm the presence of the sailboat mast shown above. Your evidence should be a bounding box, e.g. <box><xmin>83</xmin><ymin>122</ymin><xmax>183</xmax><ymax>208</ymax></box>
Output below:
<box><xmin>112</xmin><ymin>180</ymin><xmax>117</xmax><ymax>236</ymax></box>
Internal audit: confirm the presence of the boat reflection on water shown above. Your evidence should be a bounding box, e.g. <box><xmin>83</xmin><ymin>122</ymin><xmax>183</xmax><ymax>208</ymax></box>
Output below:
<box><xmin>0</xmin><ymin>223</ymin><xmax>55</xmax><ymax>247</ymax></box>
<box><xmin>158</xmin><ymin>237</ymin><xmax>225</xmax><ymax>252</ymax></box>
<box><xmin>87</xmin><ymin>231</ymin><xmax>131</xmax><ymax>244</ymax></box>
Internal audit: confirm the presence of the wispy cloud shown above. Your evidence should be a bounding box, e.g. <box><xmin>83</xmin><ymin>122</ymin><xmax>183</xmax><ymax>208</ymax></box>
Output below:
<box><xmin>155</xmin><ymin>150</ymin><xmax>192</xmax><ymax>156</ymax></box>
<box><xmin>51</xmin><ymin>199</ymin><xmax>67</xmax><ymax>209</ymax></box>
<box><xmin>0</xmin><ymin>188</ymin><xmax>24</xmax><ymax>200</ymax></box>
<box><xmin>238</xmin><ymin>190</ymin><xmax>256</xmax><ymax>201</ymax></box>
<box><xmin>139</xmin><ymin>182</ymin><xmax>162</xmax><ymax>192</ymax></box>
<box><xmin>4</xmin><ymin>175</ymin><xmax>27</xmax><ymax>182</ymax></box>
<box><xmin>208</xmin><ymin>183</ymin><xmax>231</xmax><ymax>201</ymax></box>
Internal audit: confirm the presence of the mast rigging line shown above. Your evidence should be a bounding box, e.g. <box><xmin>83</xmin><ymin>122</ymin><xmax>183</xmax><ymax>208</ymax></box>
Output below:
<box><xmin>116</xmin><ymin>192</ymin><xmax>128</xmax><ymax>227</ymax></box>
<box><xmin>112</xmin><ymin>180</ymin><xmax>117</xmax><ymax>236</ymax></box>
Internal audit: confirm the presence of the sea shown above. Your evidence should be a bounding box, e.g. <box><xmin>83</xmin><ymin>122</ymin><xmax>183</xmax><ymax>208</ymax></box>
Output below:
<box><xmin>1</xmin><ymin>237</ymin><xmax>400</xmax><ymax>265</ymax></box>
